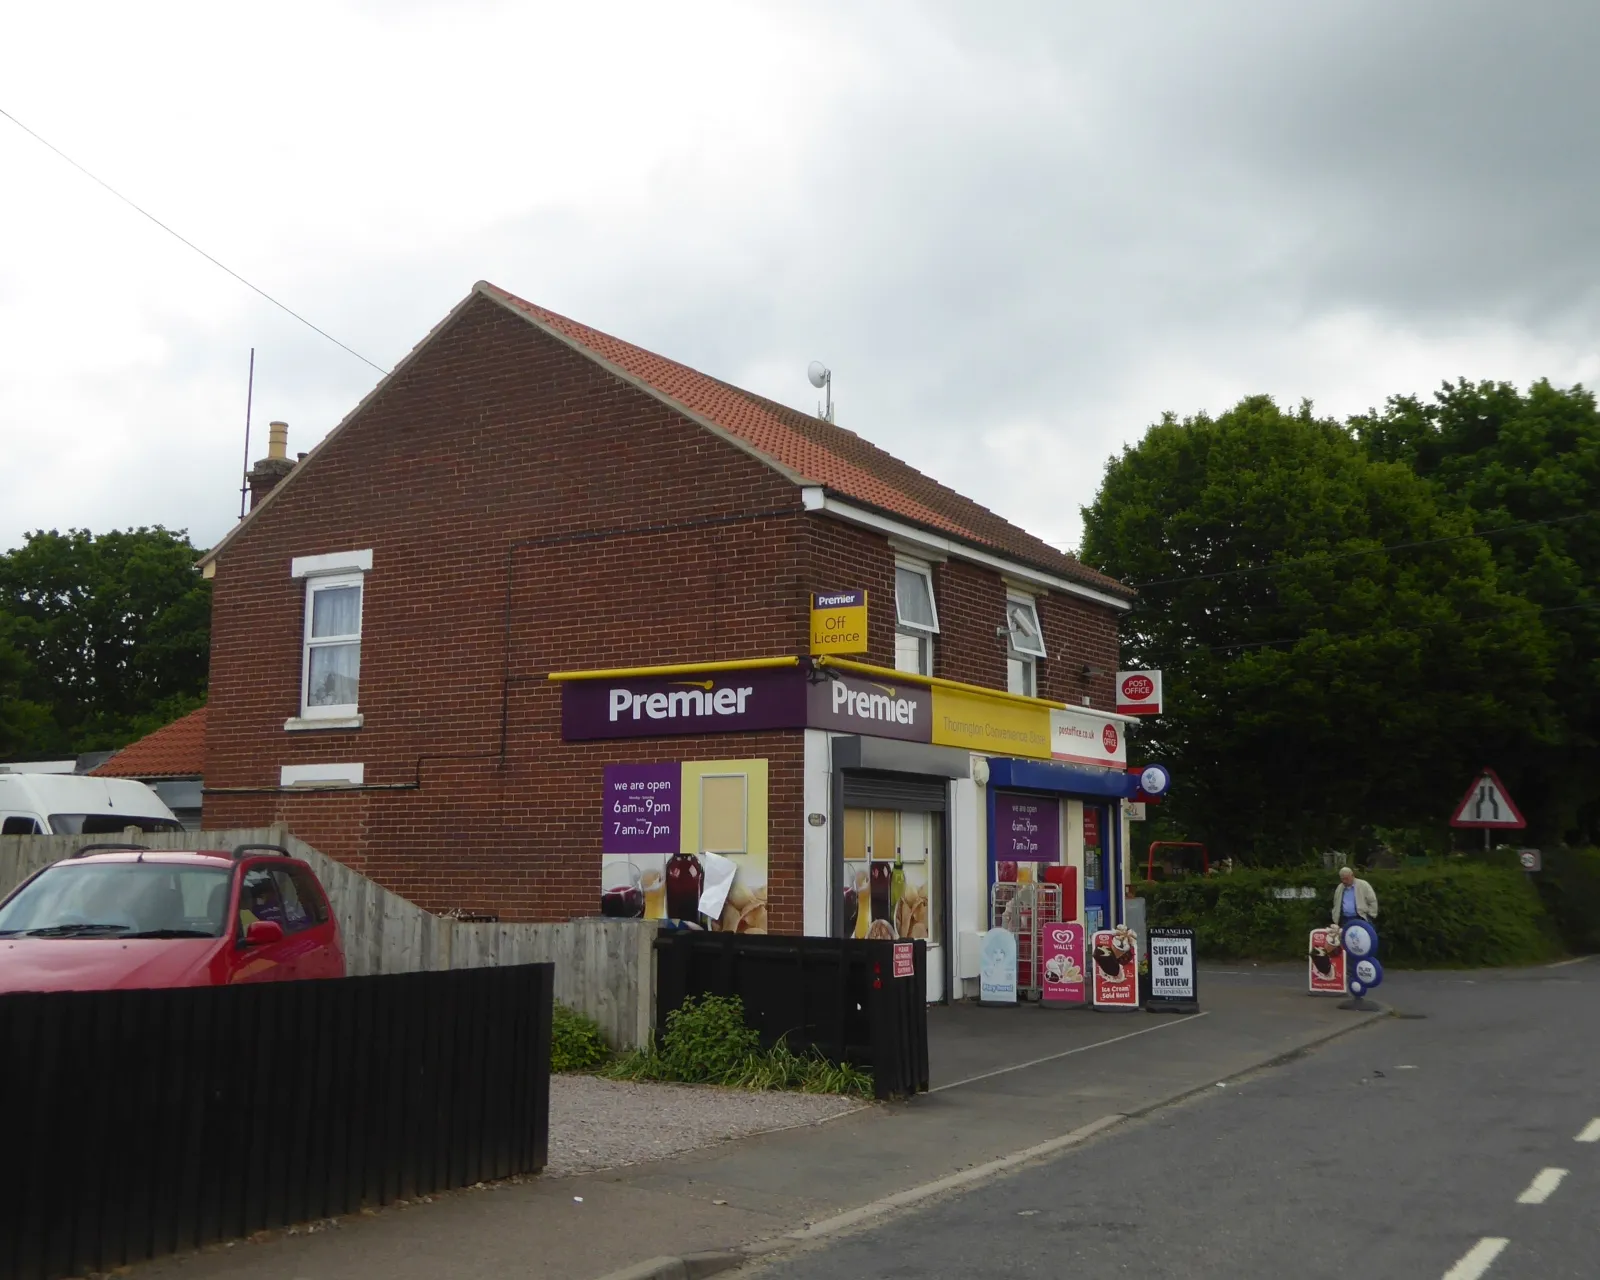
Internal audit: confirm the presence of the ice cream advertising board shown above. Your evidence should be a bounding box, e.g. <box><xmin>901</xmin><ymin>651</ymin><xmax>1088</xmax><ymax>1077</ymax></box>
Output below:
<box><xmin>1308</xmin><ymin>927</ymin><xmax>1346</xmax><ymax>993</ymax></box>
<box><xmin>1090</xmin><ymin>926</ymin><xmax>1140</xmax><ymax>1009</ymax></box>
<box><xmin>1039</xmin><ymin>921</ymin><xmax>1086</xmax><ymax>1005</ymax></box>
<box><xmin>979</xmin><ymin>927</ymin><xmax>1018</xmax><ymax>1005</ymax></box>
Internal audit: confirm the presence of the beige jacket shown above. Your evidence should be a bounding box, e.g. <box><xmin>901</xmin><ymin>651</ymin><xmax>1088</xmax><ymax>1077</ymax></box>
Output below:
<box><xmin>1332</xmin><ymin>878</ymin><xmax>1379</xmax><ymax>923</ymax></box>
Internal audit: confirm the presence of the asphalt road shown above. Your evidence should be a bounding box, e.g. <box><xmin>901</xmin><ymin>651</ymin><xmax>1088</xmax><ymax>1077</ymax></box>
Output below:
<box><xmin>750</xmin><ymin>957</ymin><xmax>1600</xmax><ymax>1280</ymax></box>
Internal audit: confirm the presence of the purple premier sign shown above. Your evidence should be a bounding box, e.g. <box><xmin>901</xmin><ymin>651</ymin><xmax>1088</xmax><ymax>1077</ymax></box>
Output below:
<box><xmin>562</xmin><ymin>666</ymin><xmax>808</xmax><ymax>741</ymax></box>
<box><xmin>994</xmin><ymin>792</ymin><xmax>1060</xmax><ymax>864</ymax></box>
<box><xmin>563</xmin><ymin>665</ymin><xmax>937</xmax><ymax>744</ymax></box>
<box><xmin>602</xmin><ymin>763</ymin><xmax>679</xmax><ymax>853</ymax></box>
<box><xmin>805</xmin><ymin>670</ymin><xmax>931</xmax><ymax>742</ymax></box>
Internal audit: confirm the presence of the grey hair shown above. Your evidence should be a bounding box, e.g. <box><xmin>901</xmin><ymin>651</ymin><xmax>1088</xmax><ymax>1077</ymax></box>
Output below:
<box><xmin>1338</xmin><ymin>866</ymin><xmax>1354</xmax><ymax>877</ymax></box>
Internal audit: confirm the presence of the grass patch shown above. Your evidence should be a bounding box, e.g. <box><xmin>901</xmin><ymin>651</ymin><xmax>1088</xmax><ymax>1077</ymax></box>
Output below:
<box><xmin>601</xmin><ymin>994</ymin><xmax>873</xmax><ymax>1098</ymax></box>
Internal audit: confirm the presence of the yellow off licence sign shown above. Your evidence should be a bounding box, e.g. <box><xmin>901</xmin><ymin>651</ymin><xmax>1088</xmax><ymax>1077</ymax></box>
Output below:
<box><xmin>810</xmin><ymin>589</ymin><xmax>868</xmax><ymax>654</ymax></box>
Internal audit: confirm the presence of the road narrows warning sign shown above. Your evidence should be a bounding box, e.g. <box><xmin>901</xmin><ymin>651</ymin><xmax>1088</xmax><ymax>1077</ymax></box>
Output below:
<box><xmin>1449</xmin><ymin>767</ymin><xmax>1527</xmax><ymax>829</ymax></box>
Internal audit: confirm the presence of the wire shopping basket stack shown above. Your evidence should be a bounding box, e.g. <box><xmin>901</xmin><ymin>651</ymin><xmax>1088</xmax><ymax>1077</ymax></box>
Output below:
<box><xmin>989</xmin><ymin>880</ymin><xmax>1063</xmax><ymax>999</ymax></box>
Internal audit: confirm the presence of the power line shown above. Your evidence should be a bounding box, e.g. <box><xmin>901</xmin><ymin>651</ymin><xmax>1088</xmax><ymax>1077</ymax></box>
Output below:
<box><xmin>0</xmin><ymin>105</ymin><xmax>388</xmax><ymax>376</ymax></box>
<box><xmin>1129</xmin><ymin>511</ymin><xmax>1600</xmax><ymax>591</ymax></box>
<box><xmin>1150</xmin><ymin>600</ymin><xmax>1600</xmax><ymax>658</ymax></box>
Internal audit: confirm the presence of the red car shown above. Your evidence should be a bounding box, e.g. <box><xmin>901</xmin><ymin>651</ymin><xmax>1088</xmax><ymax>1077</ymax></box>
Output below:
<box><xmin>0</xmin><ymin>842</ymin><xmax>345</xmax><ymax>992</ymax></box>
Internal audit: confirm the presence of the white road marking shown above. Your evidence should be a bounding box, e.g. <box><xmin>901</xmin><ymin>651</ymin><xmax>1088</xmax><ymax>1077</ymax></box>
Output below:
<box><xmin>1515</xmin><ymin>1167</ymin><xmax>1568</xmax><ymax>1204</ymax></box>
<box><xmin>1546</xmin><ymin>954</ymin><xmax>1593</xmax><ymax>968</ymax></box>
<box><xmin>1442</xmin><ymin>1237</ymin><xmax>1508</xmax><ymax>1280</ymax></box>
<box><xmin>1576</xmin><ymin>1118</ymin><xmax>1600</xmax><ymax>1143</ymax></box>
<box><xmin>929</xmin><ymin>1012</ymin><xmax>1209</xmax><ymax>1093</ymax></box>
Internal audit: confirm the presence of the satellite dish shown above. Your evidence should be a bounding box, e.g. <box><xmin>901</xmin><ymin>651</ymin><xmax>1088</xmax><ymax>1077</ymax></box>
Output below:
<box><xmin>807</xmin><ymin>361</ymin><xmax>830</xmax><ymax>389</ymax></box>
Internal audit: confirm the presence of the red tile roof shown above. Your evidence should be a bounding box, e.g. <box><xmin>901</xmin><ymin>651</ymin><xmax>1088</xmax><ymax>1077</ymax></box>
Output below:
<box><xmin>90</xmin><ymin>706</ymin><xmax>206</xmax><ymax>779</ymax></box>
<box><xmin>481</xmin><ymin>284</ymin><xmax>1131</xmax><ymax>598</ymax></box>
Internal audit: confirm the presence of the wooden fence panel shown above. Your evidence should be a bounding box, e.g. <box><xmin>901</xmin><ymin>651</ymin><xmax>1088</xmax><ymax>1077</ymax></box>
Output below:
<box><xmin>654</xmin><ymin>933</ymin><xmax>928</xmax><ymax>1100</ymax></box>
<box><xmin>0</xmin><ymin>965</ymin><xmax>552</xmax><ymax>1280</ymax></box>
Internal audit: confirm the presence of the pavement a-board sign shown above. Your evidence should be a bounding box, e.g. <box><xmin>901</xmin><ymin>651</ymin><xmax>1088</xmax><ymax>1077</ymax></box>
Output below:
<box><xmin>1449</xmin><ymin>767</ymin><xmax>1526</xmax><ymax>829</ymax></box>
<box><xmin>1308</xmin><ymin>926</ymin><xmax>1346</xmax><ymax>994</ymax></box>
<box><xmin>1341</xmin><ymin>919</ymin><xmax>1384</xmax><ymax>1000</ymax></box>
<box><xmin>1146</xmin><ymin>925</ymin><xmax>1198</xmax><ymax>1012</ymax></box>
<box><xmin>979</xmin><ymin>927</ymin><xmax>1018</xmax><ymax>1005</ymax></box>
<box><xmin>1090</xmin><ymin>926</ymin><xmax>1140</xmax><ymax>1010</ymax></box>
<box><xmin>1040</xmin><ymin>921</ymin><xmax>1087</xmax><ymax>1005</ymax></box>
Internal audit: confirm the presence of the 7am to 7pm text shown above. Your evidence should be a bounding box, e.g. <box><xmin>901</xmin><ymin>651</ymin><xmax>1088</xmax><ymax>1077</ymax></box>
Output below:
<box><xmin>611</xmin><ymin>795</ymin><xmax>672</xmax><ymax>840</ymax></box>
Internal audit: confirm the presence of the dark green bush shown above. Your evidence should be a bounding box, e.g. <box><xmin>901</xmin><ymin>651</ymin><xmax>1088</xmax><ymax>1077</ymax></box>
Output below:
<box><xmin>1533</xmin><ymin>847</ymin><xmax>1600</xmax><ymax>953</ymax></box>
<box><xmin>551</xmin><ymin>1003</ymin><xmax>611</xmax><ymax>1073</ymax></box>
<box><xmin>603</xmin><ymin>994</ymin><xmax>873</xmax><ymax>1097</ymax></box>
<box><xmin>1138</xmin><ymin>863</ymin><xmax>1560</xmax><ymax>967</ymax></box>
<box><xmin>658</xmin><ymin>994</ymin><xmax>760</xmax><ymax>1080</ymax></box>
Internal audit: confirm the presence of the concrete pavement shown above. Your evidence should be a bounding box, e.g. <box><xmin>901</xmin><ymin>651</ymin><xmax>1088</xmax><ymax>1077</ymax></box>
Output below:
<box><xmin>748</xmin><ymin>957</ymin><xmax>1600</xmax><ymax>1280</ymax></box>
<box><xmin>126</xmin><ymin>964</ymin><xmax>1383</xmax><ymax>1280</ymax></box>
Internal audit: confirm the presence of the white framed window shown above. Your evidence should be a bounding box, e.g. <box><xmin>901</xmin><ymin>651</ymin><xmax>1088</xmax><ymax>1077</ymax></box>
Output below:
<box><xmin>894</xmin><ymin>561</ymin><xmax>938</xmax><ymax>677</ymax></box>
<box><xmin>1005</xmin><ymin>594</ymin><xmax>1045</xmax><ymax>697</ymax></box>
<box><xmin>300</xmin><ymin>570</ymin><xmax>364</xmax><ymax>719</ymax></box>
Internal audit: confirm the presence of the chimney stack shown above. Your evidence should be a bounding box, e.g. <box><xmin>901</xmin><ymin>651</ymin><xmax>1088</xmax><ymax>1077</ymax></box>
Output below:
<box><xmin>248</xmin><ymin>420</ymin><xmax>296</xmax><ymax>509</ymax></box>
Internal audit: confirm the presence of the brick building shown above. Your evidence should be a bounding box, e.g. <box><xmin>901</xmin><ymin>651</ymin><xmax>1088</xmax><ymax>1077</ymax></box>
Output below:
<box><xmin>199</xmin><ymin>282</ymin><xmax>1143</xmax><ymax>1000</ymax></box>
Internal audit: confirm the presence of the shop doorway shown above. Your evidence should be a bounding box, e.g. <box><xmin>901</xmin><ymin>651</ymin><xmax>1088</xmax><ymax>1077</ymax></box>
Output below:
<box><xmin>836</xmin><ymin>772</ymin><xmax>951</xmax><ymax>1002</ymax></box>
<box><xmin>1081</xmin><ymin>801</ymin><xmax>1113</xmax><ymax>934</ymax></box>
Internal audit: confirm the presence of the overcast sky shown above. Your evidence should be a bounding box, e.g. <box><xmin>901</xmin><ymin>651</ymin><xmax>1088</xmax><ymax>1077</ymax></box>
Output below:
<box><xmin>4</xmin><ymin>1</ymin><xmax>1597</xmax><ymax>557</ymax></box>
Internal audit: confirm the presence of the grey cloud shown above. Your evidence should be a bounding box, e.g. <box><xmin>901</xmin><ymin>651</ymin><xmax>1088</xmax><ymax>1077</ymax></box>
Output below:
<box><xmin>9</xmin><ymin>1</ymin><xmax>1595</xmax><ymax>556</ymax></box>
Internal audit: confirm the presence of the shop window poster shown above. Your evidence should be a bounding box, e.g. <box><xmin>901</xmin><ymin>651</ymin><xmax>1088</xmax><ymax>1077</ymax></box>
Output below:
<box><xmin>841</xmin><ymin>808</ymin><xmax>937</xmax><ymax>944</ymax></box>
<box><xmin>600</xmin><ymin>759</ymin><xmax>769</xmax><ymax>933</ymax></box>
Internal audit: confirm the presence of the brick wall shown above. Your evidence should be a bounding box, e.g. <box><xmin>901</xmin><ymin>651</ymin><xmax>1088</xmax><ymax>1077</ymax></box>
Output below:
<box><xmin>205</xmin><ymin>291</ymin><xmax>1124</xmax><ymax>926</ymax></box>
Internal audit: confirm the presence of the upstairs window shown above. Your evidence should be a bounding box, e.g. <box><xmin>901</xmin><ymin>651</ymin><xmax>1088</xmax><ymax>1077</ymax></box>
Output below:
<box><xmin>894</xmin><ymin>562</ymin><xmax>939</xmax><ymax>676</ymax></box>
<box><xmin>292</xmin><ymin>550</ymin><xmax>372</xmax><ymax>724</ymax></box>
<box><xmin>1005</xmin><ymin>595</ymin><xmax>1045</xmax><ymax>698</ymax></box>
<box><xmin>303</xmin><ymin>575</ymin><xmax>363</xmax><ymax>715</ymax></box>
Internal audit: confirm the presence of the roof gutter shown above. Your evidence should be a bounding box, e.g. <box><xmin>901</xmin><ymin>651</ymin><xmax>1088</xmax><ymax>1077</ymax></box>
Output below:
<box><xmin>800</xmin><ymin>488</ymin><xmax>1133</xmax><ymax>611</ymax></box>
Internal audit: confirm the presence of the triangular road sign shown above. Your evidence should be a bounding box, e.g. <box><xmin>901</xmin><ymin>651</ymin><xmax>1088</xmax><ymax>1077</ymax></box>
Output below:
<box><xmin>1449</xmin><ymin>767</ymin><xmax>1527</xmax><ymax>829</ymax></box>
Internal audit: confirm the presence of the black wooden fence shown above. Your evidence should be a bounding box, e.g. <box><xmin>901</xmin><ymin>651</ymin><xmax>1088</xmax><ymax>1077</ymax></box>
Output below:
<box><xmin>654</xmin><ymin>933</ymin><xmax>928</xmax><ymax>1100</ymax></box>
<box><xmin>0</xmin><ymin>964</ymin><xmax>553</xmax><ymax>1280</ymax></box>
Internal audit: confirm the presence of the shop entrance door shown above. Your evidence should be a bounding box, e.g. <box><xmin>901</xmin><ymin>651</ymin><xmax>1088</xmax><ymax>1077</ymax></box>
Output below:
<box><xmin>842</xmin><ymin>806</ymin><xmax>946</xmax><ymax>1002</ymax></box>
<box><xmin>1081</xmin><ymin>802</ymin><xmax>1112</xmax><ymax>935</ymax></box>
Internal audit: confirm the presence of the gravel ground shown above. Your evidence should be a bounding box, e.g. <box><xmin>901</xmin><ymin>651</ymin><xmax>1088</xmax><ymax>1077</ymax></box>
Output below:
<box><xmin>545</xmin><ymin>1075</ymin><xmax>864</xmax><ymax>1177</ymax></box>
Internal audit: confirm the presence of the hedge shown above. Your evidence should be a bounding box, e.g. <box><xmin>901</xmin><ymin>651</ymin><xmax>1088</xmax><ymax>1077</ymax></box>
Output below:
<box><xmin>1532</xmin><ymin>847</ymin><xmax>1600</xmax><ymax>954</ymax></box>
<box><xmin>1136</xmin><ymin>863</ymin><xmax>1563</xmax><ymax>967</ymax></box>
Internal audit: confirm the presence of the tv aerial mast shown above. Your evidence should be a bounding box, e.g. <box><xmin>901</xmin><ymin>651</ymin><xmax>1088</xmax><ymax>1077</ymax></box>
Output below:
<box><xmin>807</xmin><ymin>360</ymin><xmax>833</xmax><ymax>423</ymax></box>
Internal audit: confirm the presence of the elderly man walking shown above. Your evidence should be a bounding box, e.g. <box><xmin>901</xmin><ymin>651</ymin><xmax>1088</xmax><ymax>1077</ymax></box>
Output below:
<box><xmin>1332</xmin><ymin>866</ymin><xmax>1378</xmax><ymax>931</ymax></box>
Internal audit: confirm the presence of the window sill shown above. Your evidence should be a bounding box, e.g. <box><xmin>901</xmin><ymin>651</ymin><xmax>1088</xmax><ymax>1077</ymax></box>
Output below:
<box><xmin>284</xmin><ymin>715</ymin><xmax>364</xmax><ymax>732</ymax></box>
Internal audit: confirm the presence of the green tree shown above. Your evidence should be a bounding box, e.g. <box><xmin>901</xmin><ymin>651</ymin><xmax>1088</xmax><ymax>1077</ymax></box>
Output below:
<box><xmin>0</xmin><ymin>528</ymin><xmax>210</xmax><ymax>757</ymax></box>
<box><xmin>1081</xmin><ymin>396</ymin><xmax>1553</xmax><ymax>862</ymax></box>
<box><xmin>0</xmin><ymin>620</ymin><xmax>52</xmax><ymax>758</ymax></box>
<box><xmin>1354</xmin><ymin>380</ymin><xmax>1600</xmax><ymax>842</ymax></box>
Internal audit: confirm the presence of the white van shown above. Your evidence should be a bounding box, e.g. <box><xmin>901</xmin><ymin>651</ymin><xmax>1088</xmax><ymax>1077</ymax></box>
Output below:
<box><xmin>0</xmin><ymin>774</ymin><xmax>183</xmax><ymax>837</ymax></box>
